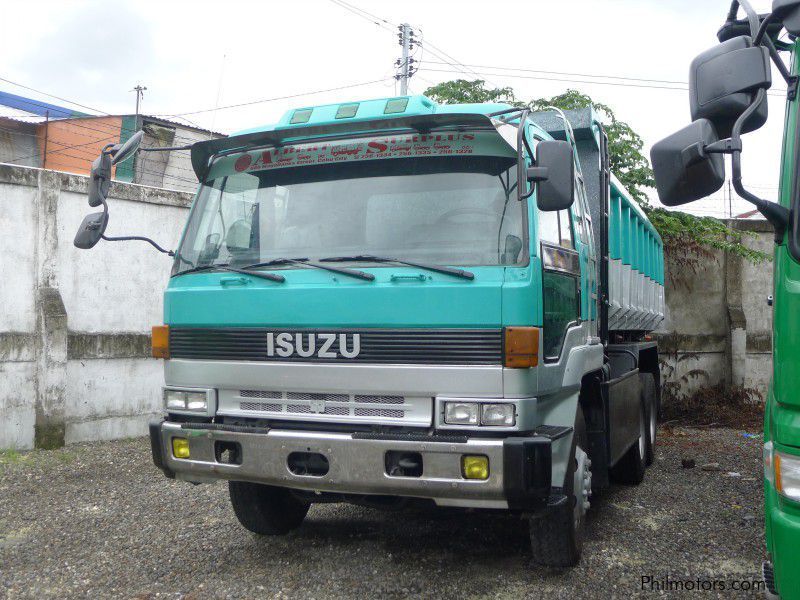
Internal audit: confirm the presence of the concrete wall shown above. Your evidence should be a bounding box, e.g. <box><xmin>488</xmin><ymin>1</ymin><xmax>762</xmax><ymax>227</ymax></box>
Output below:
<box><xmin>657</xmin><ymin>220</ymin><xmax>774</xmax><ymax>401</ymax></box>
<box><xmin>0</xmin><ymin>163</ymin><xmax>191</xmax><ymax>449</ymax></box>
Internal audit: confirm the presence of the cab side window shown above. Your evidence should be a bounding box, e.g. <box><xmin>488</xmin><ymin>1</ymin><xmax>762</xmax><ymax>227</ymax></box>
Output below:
<box><xmin>539</xmin><ymin>199</ymin><xmax>581</xmax><ymax>360</ymax></box>
<box><xmin>538</xmin><ymin>209</ymin><xmax>573</xmax><ymax>249</ymax></box>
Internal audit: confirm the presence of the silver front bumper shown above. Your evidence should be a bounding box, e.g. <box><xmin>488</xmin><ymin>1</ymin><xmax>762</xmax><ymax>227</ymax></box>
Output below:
<box><xmin>156</xmin><ymin>421</ymin><xmax>511</xmax><ymax>508</ymax></box>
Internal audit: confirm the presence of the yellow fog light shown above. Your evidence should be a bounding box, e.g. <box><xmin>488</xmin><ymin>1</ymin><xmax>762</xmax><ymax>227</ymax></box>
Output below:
<box><xmin>172</xmin><ymin>437</ymin><xmax>190</xmax><ymax>459</ymax></box>
<box><xmin>462</xmin><ymin>455</ymin><xmax>489</xmax><ymax>480</ymax></box>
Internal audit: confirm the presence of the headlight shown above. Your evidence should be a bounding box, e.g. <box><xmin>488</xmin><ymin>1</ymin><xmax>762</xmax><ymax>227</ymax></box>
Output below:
<box><xmin>163</xmin><ymin>389</ymin><xmax>209</xmax><ymax>413</ymax></box>
<box><xmin>481</xmin><ymin>403</ymin><xmax>516</xmax><ymax>426</ymax></box>
<box><xmin>444</xmin><ymin>402</ymin><xmax>479</xmax><ymax>425</ymax></box>
<box><xmin>443</xmin><ymin>401</ymin><xmax>517</xmax><ymax>426</ymax></box>
<box><xmin>775</xmin><ymin>449</ymin><xmax>800</xmax><ymax>502</ymax></box>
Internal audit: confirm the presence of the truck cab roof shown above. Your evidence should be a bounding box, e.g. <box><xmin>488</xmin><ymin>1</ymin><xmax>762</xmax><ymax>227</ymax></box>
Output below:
<box><xmin>191</xmin><ymin>95</ymin><xmax>554</xmax><ymax>181</ymax></box>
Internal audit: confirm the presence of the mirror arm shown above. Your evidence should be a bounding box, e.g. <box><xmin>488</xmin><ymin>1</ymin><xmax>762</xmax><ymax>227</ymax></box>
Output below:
<box><xmin>516</xmin><ymin>109</ymin><xmax>536</xmax><ymax>201</ymax></box>
<box><xmin>728</xmin><ymin>0</ymin><xmax>761</xmax><ymax>37</ymax></box>
<box><xmin>766</xmin><ymin>38</ymin><xmax>799</xmax><ymax>99</ymax></box>
<box><xmin>100</xmin><ymin>234</ymin><xmax>175</xmax><ymax>256</ymax></box>
<box><xmin>727</xmin><ymin>87</ymin><xmax>791</xmax><ymax>240</ymax></box>
<box><xmin>527</xmin><ymin>166</ymin><xmax>550</xmax><ymax>182</ymax></box>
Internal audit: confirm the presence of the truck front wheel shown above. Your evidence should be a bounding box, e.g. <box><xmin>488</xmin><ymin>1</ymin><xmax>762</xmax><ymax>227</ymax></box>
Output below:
<box><xmin>528</xmin><ymin>408</ymin><xmax>591</xmax><ymax>567</ymax></box>
<box><xmin>228</xmin><ymin>481</ymin><xmax>310</xmax><ymax>535</ymax></box>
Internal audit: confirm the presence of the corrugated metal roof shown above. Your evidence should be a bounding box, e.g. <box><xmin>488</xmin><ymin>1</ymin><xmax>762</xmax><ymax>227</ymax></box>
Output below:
<box><xmin>0</xmin><ymin>107</ymin><xmax>49</xmax><ymax>124</ymax></box>
<box><xmin>53</xmin><ymin>113</ymin><xmax>227</xmax><ymax>137</ymax></box>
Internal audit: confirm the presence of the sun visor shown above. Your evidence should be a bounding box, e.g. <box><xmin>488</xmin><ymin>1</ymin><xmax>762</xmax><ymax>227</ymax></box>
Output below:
<box><xmin>207</xmin><ymin>129</ymin><xmax>517</xmax><ymax>181</ymax></box>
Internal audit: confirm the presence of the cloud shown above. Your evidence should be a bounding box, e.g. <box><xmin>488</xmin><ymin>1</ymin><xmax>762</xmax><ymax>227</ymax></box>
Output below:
<box><xmin>16</xmin><ymin>0</ymin><xmax>157</xmax><ymax>113</ymax></box>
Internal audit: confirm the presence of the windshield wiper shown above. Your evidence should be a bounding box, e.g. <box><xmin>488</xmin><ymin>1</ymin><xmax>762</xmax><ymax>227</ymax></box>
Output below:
<box><xmin>319</xmin><ymin>255</ymin><xmax>474</xmax><ymax>280</ymax></box>
<box><xmin>172</xmin><ymin>263</ymin><xmax>285</xmax><ymax>283</ymax></box>
<box><xmin>241</xmin><ymin>257</ymin><xmax>375</xmax><ymax>282</ymax></box>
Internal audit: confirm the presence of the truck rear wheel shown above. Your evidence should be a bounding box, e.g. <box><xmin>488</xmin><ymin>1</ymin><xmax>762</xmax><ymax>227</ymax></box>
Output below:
<box><xmin>640</xmin><ymin>373</ymin><xmax>658</xmax><ymax>465</ymax></box>
<box><xmin>528</xmin><ymin>407</ymin><xmax>591</xmax><ymax>567</ymax></box>
<box><xmin>610</xmin><ymin>398</ymin><xmax>647</xmax><ymax>485</ymax></box>
<box><xmin>228</xmin><ymin>481</ymin><xmax>310</xmax><ymax>535</ymax></box>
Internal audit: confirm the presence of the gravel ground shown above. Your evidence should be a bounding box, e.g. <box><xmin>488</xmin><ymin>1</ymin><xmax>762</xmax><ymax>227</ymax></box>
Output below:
<box><xmin>0</xmin><ymin>426</ymin><xmax>767</xmax><ymax>599</ymax></box>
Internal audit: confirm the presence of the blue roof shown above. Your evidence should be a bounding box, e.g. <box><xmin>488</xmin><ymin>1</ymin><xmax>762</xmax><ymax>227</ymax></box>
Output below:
<box><xmin>0</xmin><ymin>90</ymin><xmax>88</xmax><ymax>119</ymax></box>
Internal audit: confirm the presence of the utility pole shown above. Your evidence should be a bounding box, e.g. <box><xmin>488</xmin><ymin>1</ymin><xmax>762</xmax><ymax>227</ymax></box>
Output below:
<box><xmin>728</xmin><ymin>179</ymin><xmax>733</xmax><ymax>219</ymax></box>
<box><xmin>132</xmin><ymin>84</ymin><xmax>147</xmax><ymax>118</ymax></box>
<box><xmin>395</xmin><ymin>23</ymin><xmax>416</xmax><ymax>95</ymax></box>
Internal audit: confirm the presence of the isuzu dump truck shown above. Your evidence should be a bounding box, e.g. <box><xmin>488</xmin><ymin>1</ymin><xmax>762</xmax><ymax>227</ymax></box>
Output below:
<box><xmin>650</xmin><ymin>0</ymin><xmax>800</xmax><ymax>596</ymax></box>
<box><xmin>75</xmin><ymin>96</ymin><xmax>664</xmax><ymax>566</ymax></box>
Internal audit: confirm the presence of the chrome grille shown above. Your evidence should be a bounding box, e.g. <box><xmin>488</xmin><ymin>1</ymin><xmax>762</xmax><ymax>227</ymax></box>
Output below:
<box><xmin>354</xmin><ymin>408</ymin><xmax>404</xmax><ymax>418</ymax></box>
<box><xmin>354</xmin><ymin>395</ymin><xmax>403</xmax><ymax>404</ymax></box>
<box><xmin>240</xmin><ymin>401</ymin><xmax>281</xmax><ymax>412</ymax></box>
<box><xmin>228</xmin><ymin>389</ymin><xmax>431</xmax><ymax>425</ymax></box>
<box><xmin>240</xmin><ymin>390</ymin><xmax>281</xmax><ymax>399</ymax></box>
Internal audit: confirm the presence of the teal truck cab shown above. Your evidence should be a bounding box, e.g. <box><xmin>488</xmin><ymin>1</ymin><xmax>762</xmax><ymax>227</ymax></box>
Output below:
<box><xmin>75</xmin><ymin>96</ymin><xmax>664</xmax><ymax>566</ymax></box>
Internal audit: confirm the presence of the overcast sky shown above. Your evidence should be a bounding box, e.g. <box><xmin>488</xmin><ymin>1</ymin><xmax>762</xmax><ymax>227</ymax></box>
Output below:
<box><xmin>0</xmin><ymin>0</ymin><xmax>788</xmax><ymax>217</ymax></box>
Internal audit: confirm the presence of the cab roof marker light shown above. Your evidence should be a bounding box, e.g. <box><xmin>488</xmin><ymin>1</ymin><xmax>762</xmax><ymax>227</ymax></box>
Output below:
<box><xmin>384</xmin><ymin>98</ymin><xmax>410</xmax><ymax>114</ymax></box>
<box><xmin>335</xmin><ymin>103</ymin><xmax>360</xmax><ymax>119</ymax></box>
<box><xmin>290</xmin><ymin>108</ymin><xmax>314</xmax><ymax>124</ymax></box>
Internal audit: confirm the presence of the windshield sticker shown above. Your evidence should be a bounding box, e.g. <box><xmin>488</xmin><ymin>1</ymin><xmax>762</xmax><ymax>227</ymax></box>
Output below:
<box><xmin>209</xmin><ymin>131</ymin><xmax>516</xmax><ymax>179</ymax></box>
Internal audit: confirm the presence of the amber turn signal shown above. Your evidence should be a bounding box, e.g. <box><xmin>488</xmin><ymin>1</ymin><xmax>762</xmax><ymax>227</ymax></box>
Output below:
<box><xmin>504</xmin><ymin>327</ymin><xmax>539</xmax><ymax>368</ymax></box>
<box><xmin>152</xmin><ymin>325</ymin><xmax>170</xmax><ymax>359</ymax></box>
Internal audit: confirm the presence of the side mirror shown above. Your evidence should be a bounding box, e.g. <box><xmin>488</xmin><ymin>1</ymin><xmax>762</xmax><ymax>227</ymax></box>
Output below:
<box><xmin>73</xmin><ymin>211</ymin><xmax>109</xmax><ymax>249</ymax></box>
<box><xmin>111</xmin><ymin>130</ymin><xmax>144</xmax><ymax>165</ymax></box>
<box><xmin>650</xmin><ymin>119</ymin><xmax>726</xmax><ymax>206</ymax></box>
<box><xmin>773</xmin><ymin>0</ymin><xmax>800</xmax><ymax>35</ymax></box>
<box><xmin>88</xmin><ymin>153</ymin><xmax>112</xmax><ymax>208</ymax></box>
<box><xmin>689</xmin><ymin>35</ymin><xmax>771</xmax><ymax>138</ymax></box>
<box><xmin>528</xmin><ymin>140</ymin><xmax>575</xmax><ymax>212</ymax></box>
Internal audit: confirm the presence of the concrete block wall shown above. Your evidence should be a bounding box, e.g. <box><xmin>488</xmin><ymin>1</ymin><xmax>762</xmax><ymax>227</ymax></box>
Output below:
<box><xmin>0</xmin><ymin>163</ymin><xmax>191</xmax><ymax>449</ymax></box>
<box><xmin>657</xmin><ymin>220</ymin><xmax>775</xmax><ymax>401</ymax></box>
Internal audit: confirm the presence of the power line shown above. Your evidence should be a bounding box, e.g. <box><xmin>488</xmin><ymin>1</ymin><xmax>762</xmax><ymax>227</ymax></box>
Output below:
<box><xmin>422</xmin><ymin>60</ymin><xmax>790</xmax><ymax>96</ymax></box>
<box><xmin>0</xmin><ymin>75</ymin><xmax>108</xmax><ymax>115</ymax></box>
<box><xmin>158</xmin><ymin>78</ymin><xmax>392</xmax><ymax>117</ymax></box>
<box><xmin>326</xmin><ymin>0</ymin><xmax>395</xmax><ymax>32</ymax></box>
<box><xmin>418</xmin><ymin>65</ymin><xmax>790</xmax><ymax>98</ymax></box>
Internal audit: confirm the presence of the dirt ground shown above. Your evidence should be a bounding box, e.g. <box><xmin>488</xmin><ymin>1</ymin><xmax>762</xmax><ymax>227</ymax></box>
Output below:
<box><xmin>0</xmin><ymin>426</ymin><xmax>767</xmax><ymax>599</ymax></box>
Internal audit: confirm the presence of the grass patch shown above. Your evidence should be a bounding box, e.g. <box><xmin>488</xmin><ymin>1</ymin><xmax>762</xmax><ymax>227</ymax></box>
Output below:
<box><xmin>0</xmin><ymin>449</ymin><xmax>25</xmax><ymax>465</ymax></box>
<box><xmin>0</xmin><ymin>447</ymin><xmax>78</xmax><ymax>471</ymax></box>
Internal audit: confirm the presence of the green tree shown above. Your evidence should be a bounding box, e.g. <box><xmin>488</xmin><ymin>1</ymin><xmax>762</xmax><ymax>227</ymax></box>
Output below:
<box><xmin>423</xmin><ymin>80</ymin><xmax>767</xmax><ymax>265</ymax></box>
<box><xmin>423</xmin><ymin>79</ymin><xmax>516</xmax><ymax>105</ymax></box>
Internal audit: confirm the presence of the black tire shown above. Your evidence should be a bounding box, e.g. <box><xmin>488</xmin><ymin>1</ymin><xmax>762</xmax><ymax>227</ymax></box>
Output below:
<box><xmin>228</xmin><ymin>481</ymin><xmax>310</xmax><ymax>535</ymax></box>
<box><xmin>529</xmin><ymin>407</ymin><xmax>590</xmax><ymax>567</ymax></box>
<box><xmin>610</xmin><ymin>398</ymin><xmax>647</xmax><ymax>485</ymax></box>
<box><xmin>640</xmin><ymin>373</ymin><xmax>657</xmax><ymax>466</ymax></box>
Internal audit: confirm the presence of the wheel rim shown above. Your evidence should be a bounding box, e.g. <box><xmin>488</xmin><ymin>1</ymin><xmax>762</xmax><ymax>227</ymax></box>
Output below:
<box><xmin>649</xmin><ymin>402</ymin><xmax>657</xmax><ymax>450</ymax></box>
<box><xmin>638</xmin><ymin>405</ymin><xmax>647</xmax><ymax>459</ymax></box>
<box><xmin>572</xmin><ymin>446</ymin><xmax>592</xmax><ymax>529</ymax></box>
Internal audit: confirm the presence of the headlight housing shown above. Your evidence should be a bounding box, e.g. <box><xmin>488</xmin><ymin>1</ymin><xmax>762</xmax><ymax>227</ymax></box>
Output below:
<box><xmin>163</xmin><ymin>388</ymin><xmax>215</xmax><ymax>415</ymax></box>
<box><xmin>444</xmin><ymin>402</ymin><xmax>479</xmax><ymax>425</ymax></box>
<box><xmin>481</xmin><ymin>403</ymin><xmax>515</xmax><ymax>426</ymax></box>
<box><xmin>775</xmin><ymin>448</ymin><xmax>800</xmax><ymax>502</ymax></box>
<box><xmin>443</xmin><ymin>401</ymin><xmax>516</xmax><ymax>427</ymax></box>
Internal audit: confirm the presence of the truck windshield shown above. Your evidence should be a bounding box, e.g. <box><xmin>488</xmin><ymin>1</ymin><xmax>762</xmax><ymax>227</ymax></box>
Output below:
<box><xmin>174</xmin><ymin>136</ymin><xmax>524</xmax><ymax>274</ymax></box>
